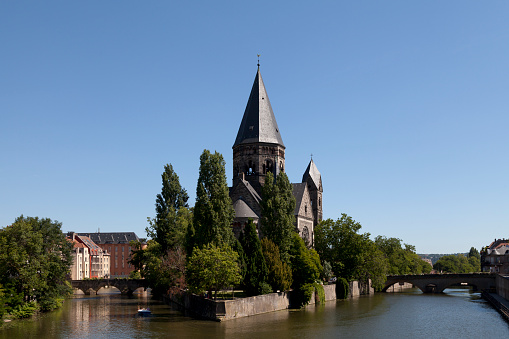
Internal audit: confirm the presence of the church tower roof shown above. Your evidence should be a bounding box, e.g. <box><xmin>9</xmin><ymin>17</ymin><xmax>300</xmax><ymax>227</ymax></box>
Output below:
<box><xmin>233</xmin><ymin>68</ymin><xmax>285</xmax><ymax>148</ymax></box>
<box><xmin>302</xmin><ymin>158</ymin><xmax>322</xmax><ymax>190</ymax></box>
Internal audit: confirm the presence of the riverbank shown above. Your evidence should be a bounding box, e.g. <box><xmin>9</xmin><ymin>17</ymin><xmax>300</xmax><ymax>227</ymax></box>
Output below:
<box><xmin>168</xmin><ymin>280</ymin><xmax>374</xmax><ymax>321</ymax></box>
<box><xmin>482</xmin><ymin>274</ymin><xmax>509</xmax><ymax>321</ymax></box>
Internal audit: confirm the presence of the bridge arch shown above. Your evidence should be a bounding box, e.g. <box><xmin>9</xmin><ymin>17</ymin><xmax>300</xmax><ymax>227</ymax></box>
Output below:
<box><xmin>383</xmin><ymin>274</ymin><xmax>496</xmax><ymax>294</ymax></box>
<box><xmin>71</xmin><ymin>279</ymin><xmax>150</xmax><ymax>296</ymax></box>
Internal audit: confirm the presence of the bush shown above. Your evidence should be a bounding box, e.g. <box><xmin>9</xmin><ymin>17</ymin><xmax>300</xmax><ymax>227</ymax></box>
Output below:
<box><xmin>315</xmin><ymin>283</ymin><xmax>325</xmax><ymax>304</ymax></box>
<box><xmin>39</xmin><ymin>297</ymin><xmax>64</xmax><ymax>312</ymax></box>
<box><xmin>10</xmin><ymin>302</ymin><xmax>39</xmax><ymax>319</ymax></box>
<box><xmin>336</xmin><ymin>277</ymin><xmax>349</xmax><ymax>299</ymax></box>
<box><xmin>260</xmin><ymin>282</ymin><xmax>273</xmax><ymax>295</ymax></box>
<box><xmin>292</xmin><ymin>283</ymin><xmax>315</xmax><ymax>308</ymax></box>
<box><xmin>129</xmin><ymin>270</ymin><xmax>142</xmax><ymax>279</ymax></box>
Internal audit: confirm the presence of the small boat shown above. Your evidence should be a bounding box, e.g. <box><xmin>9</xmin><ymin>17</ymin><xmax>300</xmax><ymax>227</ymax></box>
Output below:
<box><xmin>137</xmin><ymin>307</ymin><xmax>151</xmax><ymax>316</ymax></box>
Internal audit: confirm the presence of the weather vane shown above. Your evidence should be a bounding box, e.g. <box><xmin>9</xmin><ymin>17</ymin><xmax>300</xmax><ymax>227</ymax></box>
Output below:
<box><xmin>311</xmin><ymin>153</ymin><xmax>313</xmax><ymax>160</ymax></box>
<box><xmin>257</xmin><ymin>54</ymin><xmax>260</xmax><ymax>68</ymax></box>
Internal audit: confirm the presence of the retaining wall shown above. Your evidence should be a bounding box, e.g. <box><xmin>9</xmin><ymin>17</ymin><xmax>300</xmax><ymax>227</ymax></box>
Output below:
<box><xmin>496</xmin><ymin>274</ymin><xmax>509</xmax><ymax>300</ymax></box>
<box><xmin>169</xmin><ymin>280</ymin><xmax>371</xmax><ymax>321</ymax></box>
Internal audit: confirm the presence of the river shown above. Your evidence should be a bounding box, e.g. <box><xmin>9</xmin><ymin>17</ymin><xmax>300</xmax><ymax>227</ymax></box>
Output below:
<box><xmin>1</xmin><ymin>288</ymin><xmax>508</xmax><ymax>338</ymax></box>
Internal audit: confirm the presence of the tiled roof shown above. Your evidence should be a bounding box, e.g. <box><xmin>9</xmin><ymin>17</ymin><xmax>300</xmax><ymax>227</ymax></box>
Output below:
<box><xmin>233</xmin><ymin>68</ymin><xmax>284</xmax><ymax>147</ymax></box>
<box><xmin>233</xmin><ymin>199</ymin><xmax>259</xmax><ymax>219</ymax></box>
<box><xmin>76</xmin><ymin>235</ymin><xmax>102</xmax><ymax>251</ymax></box>
<box><xmin>292</xmin><ymin>183</ymin><xmax>307</xmax><ymax>215</ymax></box>
<box><xmin>77</xmin><ymin>232</ymin><xmax>140</xmax><ymax>244</ymax></box>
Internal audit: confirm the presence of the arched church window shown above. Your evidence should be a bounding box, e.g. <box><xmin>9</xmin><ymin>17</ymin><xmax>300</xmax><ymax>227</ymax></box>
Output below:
<box><xmin>319</xmin><ymin>198</ymin><xmax>321</xmax><ymax>206</ymax></box>
<box><xmin>265</xmin><ymin>159</ymin><xmax>273</xmax><ymax>174</ymax></box>
<box><xmin>302</xmin><ymin>226</ymin><xmax>310</xmax><ymax>246</ymax></box>
<box><xmin>248</xmin><ymin>161</ymin><xmax>256</xmax><ymax>175</ymax></box>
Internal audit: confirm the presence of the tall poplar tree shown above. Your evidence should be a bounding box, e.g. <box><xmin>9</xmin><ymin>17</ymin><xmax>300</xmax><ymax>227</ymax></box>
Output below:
<box><xmin>191</xmin><ymin>150</ymin><xmax>235</xmax><ymax>249</ymax></box>
<box><xmin>240</xmin><ymin>219</ymin><xmax>270</xmax><ymax>296</ymax></box>
<box><xmin>260</xmin><ymin>171</ymin><xmax>296</xmax><ymax>262</ymax></box>
<box><xmin>146</xmin><ymin>164</ymin><xmax>191</xmax><ymax>254</ymax></box>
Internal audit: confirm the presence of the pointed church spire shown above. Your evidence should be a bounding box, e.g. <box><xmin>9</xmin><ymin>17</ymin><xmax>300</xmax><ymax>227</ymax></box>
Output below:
<box><xmin>302</xmin><ymin>158</ymin><xmax>321</xmax><ymax>190</ymax></box>
<box><xmin>233</xmin><ymin>67</ymin><xmax>284</xmax><ymax>147</ymax></box>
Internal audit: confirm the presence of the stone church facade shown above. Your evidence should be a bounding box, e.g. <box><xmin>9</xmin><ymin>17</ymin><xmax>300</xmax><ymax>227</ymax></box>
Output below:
<box><xmin>229</xmin><ymin>66</ymin><xmax>323</xmax><ymax>246</ymax></box>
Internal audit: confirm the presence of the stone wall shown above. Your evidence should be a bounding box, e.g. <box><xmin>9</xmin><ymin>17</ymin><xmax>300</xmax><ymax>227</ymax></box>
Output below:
<box><xmin>496</xmin><ymin>274</ymin><xmax>509</xmax><ymax>300</ymax></box>
<box><xmin>221</xmin><ymin>292</ymin><xmax>291</xmax><ymax>321</ymax></box>
<box><xmin>349</xmin><ymin>280</ymin><xmax>374</xmax><ymax>297</ymax></box>
<box><xmin>168</xmin><ymin>280</ymin><xmax>371</xmax><ymax>321</ymax></box>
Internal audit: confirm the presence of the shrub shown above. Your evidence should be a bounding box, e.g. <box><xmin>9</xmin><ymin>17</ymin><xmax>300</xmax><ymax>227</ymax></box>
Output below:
<box><xmin>292</xmin><ymin>283</ymin><xmax>315</xmax><ymax>308</ymax></box>
<box><xmin>336</xmin><ymin>277</ymin><xmax>349</xmax><ymax>299</ymax></box>
<box><xmin>314</xmin><ymin>283</ymin><xmax>325</xmax><ymax>304</ymax></box>
<box><xmin>10</xmin><ymin>302</ymin><xmax>39</xmax><ymax>319</ymax></box>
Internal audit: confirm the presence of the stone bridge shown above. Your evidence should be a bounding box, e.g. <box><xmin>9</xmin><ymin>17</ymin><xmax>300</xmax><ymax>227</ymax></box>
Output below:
<box><xmin>383</xmin><ymin>273</ymin><xmax>496</xmax><ymax>293</ymax></box>
<box><xmin>71</xmin><ymin>279</ymin><xmax>149</xmax><ymax>295</ymax></box>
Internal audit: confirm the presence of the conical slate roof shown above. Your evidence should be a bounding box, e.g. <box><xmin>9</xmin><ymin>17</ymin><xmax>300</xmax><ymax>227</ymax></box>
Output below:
<box><xmin>302</xmin><ymin>159</ymin><xmax>321</xmax><ymax>189</ymax></box>
<box><xmin>233</xmin><ymin>68</ymin><xmax>284</xmax><ymax>147</ymax></box>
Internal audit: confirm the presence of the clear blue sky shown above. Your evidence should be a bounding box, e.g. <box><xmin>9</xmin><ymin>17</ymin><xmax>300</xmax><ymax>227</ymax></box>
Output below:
<box><xmin>1</xmin><ymin>1</ymin><xmax>508</xmax><ymax>254</ymax></box>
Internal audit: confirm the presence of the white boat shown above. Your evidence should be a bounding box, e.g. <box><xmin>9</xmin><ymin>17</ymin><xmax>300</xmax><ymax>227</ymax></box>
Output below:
<box><xmin>137</xmin><ymin>308</ymin><xmax>151</xmax><ymax>316</ymax></box>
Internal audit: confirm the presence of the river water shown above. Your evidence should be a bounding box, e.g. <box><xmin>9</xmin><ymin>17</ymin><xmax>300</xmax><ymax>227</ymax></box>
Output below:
<box><xmin>1</xmin><ymin>288</ymin><xmax>508</xmax><ymax>338</ymax></box>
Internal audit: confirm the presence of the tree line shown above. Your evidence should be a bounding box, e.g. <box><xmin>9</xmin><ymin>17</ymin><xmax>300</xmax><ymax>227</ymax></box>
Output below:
<box><xmin>0</xmin><ymin>150</ymin><xmax>481</xmax><ymax>322</ymax></box>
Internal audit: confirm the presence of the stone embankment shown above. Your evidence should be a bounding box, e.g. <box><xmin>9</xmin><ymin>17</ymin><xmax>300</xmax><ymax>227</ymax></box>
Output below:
<box><xmin>483</xmin><ymin>274</ymin><xmax>509</xmax><ymax>321</ymax></box>
<box><xmin>168</xmin><ymin>280</ymin><xmax>374</xmax><ymax>321</ymax></box>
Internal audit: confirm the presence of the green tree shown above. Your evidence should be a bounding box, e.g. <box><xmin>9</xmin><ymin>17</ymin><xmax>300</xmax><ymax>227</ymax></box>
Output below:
<box><xmin>261</xmin><ymin>238</ymin><xmax>293</xmax><ymax>292</ymax></box>
<box><xmin>374</xmin><ymin>236</ymin><xmax>432</xmax><ymax>275</ymax></box>
<box><xmin>260</xmin><ymin>171</ymin><xmax>296</xmax><ymax>262</ymax></box>
<box><xmin>0</xmin><ymin>216</ymin><xmax>73</xmax><ymax>315</ymax></box>
<box><xmin>186</xmin><ymin>244</ymin><xmax>242</xmax><ymax>300</ymax></box>
<box><xmin>322</xmin><ymin>261</ymin><xmax>334</xmax><ymax>282</ymax></box>
<box><xmin>434</xmin><ymin>254</ymin><xmax>479</xmax><ymax>273</ymax></box>
<box><xmin>289</xmin><ymin>233</ymin><xmax>322</xmax><ymax>288</ymax></box>
<box><xmin>468</xmin><ymin>247</ymin><xmax>481</xmax><ymax>272</ymax></box>
<box><xmin>468</xmin><ymin>247</ymin><xmax>481</xmax><ymax>260</ymax></box>
<box><xmin>314</xmin><ymin>215</ymin><xmax>366</xmax><ymax>280</ymax></box>
<box><xmin>239</xmin><ymin>220</ymin><xmax>270</xmax><ymax>296</ymax></box>
<box><xmin>314</xmin><ymin>215</ymin><xmax>388</xmax><ymax>289</ymax></box>
<box><xmin>129</xmin><ymin>240</ymin><xmax>187</xmax><ymax>297</ymax></box>
<box><xmin>191</xmin><ymin>150</ymin><xmax>235</xmax><ymax>250</ymax></box>
<box><xmin>146</xmin><ymin>164</ymin><xmax>191</xmax><ymax>254</ymax></box>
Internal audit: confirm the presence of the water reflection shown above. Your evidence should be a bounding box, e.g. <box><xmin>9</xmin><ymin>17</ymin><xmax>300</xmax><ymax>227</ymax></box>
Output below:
<box><xmin>1</xmin><ymin>287</ymin><xmax>508</xmax><ymax>339</ymax></box>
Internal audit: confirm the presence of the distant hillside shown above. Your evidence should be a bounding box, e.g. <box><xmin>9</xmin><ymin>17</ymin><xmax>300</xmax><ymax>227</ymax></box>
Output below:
<box><xmin>418</xmin><ymin>253</ymin><xmax>467</xmax><ymax>265</ymax></box>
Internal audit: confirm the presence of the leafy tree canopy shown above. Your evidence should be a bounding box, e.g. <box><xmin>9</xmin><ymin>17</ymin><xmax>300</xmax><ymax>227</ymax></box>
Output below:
<box><xmin>434</xmin><ymin>253</ymin><xmax>480</xmax><ymax>273</ymax></box>
<box><xmin>314</xmin><ymin>214</ymin><xmax>388</xmax><ymax>290</ymax></box>
<box><xmin>129</xmin><ymin>240</ymin><xmax>187</xmax><ymax>297</ymax></box>
<box><xmin>374</xmin><ymin>236</ymin><xmax>432</xmax><ymax>275</ymax></box>
<box><xmin>186</xmin><ymin>244</ymin><xmax>242</xmax><ymax>299</ymax></box>
<box><xmin>289</xmin><ymin>232</ymin><xmax>322</xmax><ymax>288</ymax></box>
<box><xmin>0</xmin><ymin>216</ymin><xmax>73</xmax><ymax>316</ymax></box>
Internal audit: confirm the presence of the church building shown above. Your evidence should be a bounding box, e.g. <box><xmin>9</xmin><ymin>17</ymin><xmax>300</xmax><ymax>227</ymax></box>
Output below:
<box><xmin>229</xmin><ymin>66</ymin><xmax>323</xmax><ymax>246</ymax></box>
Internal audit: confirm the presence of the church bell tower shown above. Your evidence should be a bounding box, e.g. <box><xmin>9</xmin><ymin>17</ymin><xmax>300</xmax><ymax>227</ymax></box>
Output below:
<box><xmin>232</xmin><ymin>66</ymin><xmax>285</xmax><ymax>195</ymax></box>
